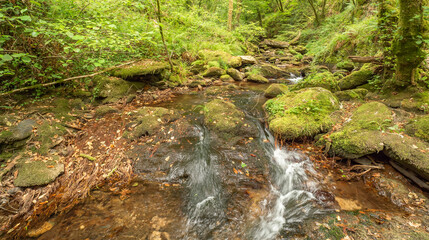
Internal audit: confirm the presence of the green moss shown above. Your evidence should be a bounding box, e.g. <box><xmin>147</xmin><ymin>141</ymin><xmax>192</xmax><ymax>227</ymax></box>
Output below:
<box><xmin>227</xmin><ymin>68</ymin><xmax>244</xmax><ymax>81</ymax></box>
<box><xmin>36</xmin><ymin>122</ymin><xmax>68</xmax><ymax>155</ymax></box>
<box><xmin>111</xmin><ymin>60</ymin><xmax>169</xmax><ymax>80</ymax></box>
<box><xmin>264</xmin><ymin>87</ymin><xmax>340</xmax><ymax>140</ymax></box>
<box><xmin>334</xmin><ymin>88</ymin><xmax>368</xmax><ymax>101</ymax></box>
<box><xmin>247</xmin><ymin>74</ymin><xmax>269</xmax><ymax>83</ymax></box>
<box><xmin>207</xmin><ymin>61</ymin><xmax>221</xmax><ymax>68</ymax></box>
<box><xmin>405</xmin><ymin>115</ymin><xmax>429</xmax><ymax>142</ymax></box>
<box><xmin>250</xmin><ymin>64</ymin><xmax>288</xmax><ymax>78</ymax></box>
<box><xmin>401</xmin><ymin>91</ymin><xmax>429</xmax><ymax>113</ymax></box>
<box><xmin>336</xmin><ymin>61</ymin><xmax>355</xmax><ymax>71</ymax></box>
<box><xmin>14</xmin><ymin>160</ymin><xmax>64</xmax><ymax>187</ymax></box>
<box><xmin>0</xmin><ymin>130</ymin><xmax>13</xmax><ymax>144</ymax></box>
<box><xmin>264</xmin><ymin>84</ymin><xmax>289</xmax><ymax>98</ymax></box>
<box><xmin>197</xmin><ymin>49</ymin><xmax>241</xmax><ymax>68</ymax></box>
<box><xmin>292</xmin><ymin>71</ymin><xmax>340</xmax><ymax>92</ymax></box>
<box><xmin>94</xmin><ymin>76</ymin><xmax>144</xmax><ymax>103</ymax></box>
<box><xmin>319</xmin><ymin>221</ymin><xmax>345</xmax><ymax>239</ymax></box>
<box><xmin>347</xmin><ymin>102</ymin><xmax>393</xmax><ymax>130</ymax></box>
<box><xmin>338</xmin><ymin>64</ymin><xmax>376</xmax><ymax>90</ymax></box>
<box><xmin>202</xmin><ymin>67</ymin><xmax>225</xmax><ymax>78</ymax></box>
<box><xmin>220</xmin><ymin>74</ymin><xmax>234</xmax><ymax>82</ymax></box>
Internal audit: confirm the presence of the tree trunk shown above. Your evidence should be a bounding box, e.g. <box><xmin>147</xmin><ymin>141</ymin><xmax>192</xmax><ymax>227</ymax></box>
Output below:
<box><xmin>156</xmin><ymin>0</ymin><xmax>174</xmax><ymax>71</ymax></box>
<box><xmin>257</xmin><ymin>8</ymin><xmax>263</xmax><ymax>27</ymax></box>
<box><xmin>307</xmin><ymin>0</ymin><xmax>320</xmax><ymax>26</ymax></box>
<box><xmin>321</xmin><ymin>0</ymin><xmax>327</xmax><ymax>20</ymax></box>
<box><xmin>393</xmin><ymin>0</ymin><xmax>425</xmax><ymax>88</ymax></box>
<box><xmin>235</xmin><ymin>0</ymin><xmax>242</xmax><ymax>29</ymax></box>
<box><xmin>228</xmin><ymin>0</ymin><xmax>234</xmax><ymax>31</ymax></box>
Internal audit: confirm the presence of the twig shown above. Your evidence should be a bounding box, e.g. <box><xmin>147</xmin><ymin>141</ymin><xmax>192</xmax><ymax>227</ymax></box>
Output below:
<box><xmin>349</xmin><ymin>164</ymin><xmax>384</xmax><ymax>171</ymax></box>
<box><xmin>0</xmin><ymin>154</ymin><xmax>21</xmax><ymax>181</ymax></box>
<box><xmin>0</xmin><ymin>61</ymin><xmax>136</xmax><ymax>97</ymax></box>
<box><xmin>79</xmin><ymin>154</ymin><xmax>96</xmax><ymax>161</ymax></box>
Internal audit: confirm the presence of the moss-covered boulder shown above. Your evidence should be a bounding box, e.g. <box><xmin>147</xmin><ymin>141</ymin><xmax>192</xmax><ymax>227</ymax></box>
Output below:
<box><xmin>94</xmin><ymin>76</ymin><xmax>144</xmax><ymax>103</ymax></box>
<box><xmin>401</xmin><ymin>91</ymin><xmax>429</xmax><ymax>112</ymax></box>
<box><xmin>204</xmin><ymin>99</ymin><xmax>257</xmax><ymax>140</ymax></box>
<box><xmin>264</xmin><ymin>87</ymin><xmax>340</xmax><ymax>140</ymax></box>
<box><xmin>227</xmin><ymin>68</ymin><xmax>245</xmax><ymax>81</ymax></box>
<box><xmin>14</xmin><ymin>160</ymin><xmax>64</xmax><ymax>187</ymax></box>
<box><xmin>190</xmin><ymin>60</ymin><xmax>208</xmax><ymax>74</ymax></box>
<box><xmin>327</xmin><ymin>102</ymin><xmax>393</xmax><ymax>159</ymax></box>
<box><xmin>123</xmin><ymin>107</ymin><xmax>179</xmax><ymax>140</ymax></box>
<box><xmin>95</xmin><ymin>106</ymin><xmax>118</xmax><ymax>118</ymax></box>
<box><xmin>36</xmin><ymin>122</ymin><xmax>68</xmax><ymax>155</ymax></box>
<box><xmin>220</xmin><ymin>74</ymin><xmax>234</xmax><ymax>82</ymax></box>
<box><xmin>405</xmin><ymin>115</ymin><xmax>429</xmax><ymax>142</ymax></box>
<box><xmin>293</xmin><ymin>45</ymin><xmax>307</xmax><ymax>54</ymax></box>
<box><xmin>188</xmin><ymin>80</ymin><xmax>209</xmax><ymax>88</ymax></box>
<box><xmin>228</xmin><ymin>56</ymin><xmax>242</xmax><ymax>68</ymax></box>
<box><xmin>334</xmin><ymin>88</ymin><xmax>368</xmax><ymax>101</ymax></box>
<box><xmin>264</xmin><ymin>84</ymin><xmax>289</xmax><ymax>98</ymax></box>
<box><xmin>198</xmin><ymin>50</ymin><xmax>242</xmax><ymax>68</ymax></box>
<box><xmin>336</xmin><ymin>61</ymin><xmax>355</xmax><ymax>71</ymax></box>
<box><xmin>239</xmin><ymin>56</ymin><xmax>257</xmax><ymax>65</ymax></box>
<box><xmin>0</xmin><ymin>119</ymin><xmax>36</xmax><ymax>145</ymax></box>
<box><xmin>254</xmin><ymin>64</ymin><xmax>289</xmax><ymax>78</ymax></box>
<box><xmin>111</xmin><ymin>60</ymin><xmax>169</xmax><ymax>81</ymax></box>
<box><xmin>247</xmin><ymin>74</ymin><xmax>269</xmax><ymax>83</ymax></box>
<box><xmin>202</xmin><ymin>67</ymin><xmax>225</xmax><ymax>78</ymax></box>
<box><xmin>338</xmin><ymin>64</ymin><xmax>376</xmax><ymax>90</ymax></box>
<box><xmin>292</xmin><ymin>71</ymin><xmax>340</xmax><ymax>92</ymax></box>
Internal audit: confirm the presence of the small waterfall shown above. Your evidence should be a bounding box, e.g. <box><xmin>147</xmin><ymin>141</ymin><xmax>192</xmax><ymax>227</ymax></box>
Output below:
<box><xmin>250</xmin><ymin>121</ymin><xmax>320</xmax><ymax>240</ymax></box>
<box><xmin>288</xmin><ymin>73</ymin><xmax>303</xmax><ymax>84</ymax></box>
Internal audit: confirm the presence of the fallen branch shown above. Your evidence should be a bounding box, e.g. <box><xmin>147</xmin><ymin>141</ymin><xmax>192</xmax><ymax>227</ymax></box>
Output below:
<box><xmin>0</xmin><ymin>61</ymin><xmax>136</xmax><ymax>97</ymax></box>
<box><xmin>0</xmin><ymin>154</ymin><xmax>21</xmax><ymax>181</ymax></box>
<box><xmin>349</xmin><ymin>164</ymin><xmax>384</xmax><ymax>171</ymax></box>
<box><xmin>348</xmin><ymin>56</ymin><xmax>383</xmax><ymax>64</ymax></box>
<box><xmin>289</xmin><ymin>30</ymin><xmax>301</xmax><ymax>45</ymax></box>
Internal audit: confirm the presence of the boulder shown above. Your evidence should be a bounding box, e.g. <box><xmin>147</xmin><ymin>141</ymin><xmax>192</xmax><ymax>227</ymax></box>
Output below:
<box><xmin>111</xmin><ymin>60</ymin><xmax>169</xmax><ymax>82</ymax></box>
<box><xmin>264</xmin><ymin>84</ymin><xmax>289</xmax><ymax>98</ymax></box>
<box><xmin>247</xmin><ymin>74</ymin><xmax>269</xmax><ymax>83</ymax></box>
<box><xmin>14</xmin><ymin>161</ymin><xmax>64</xmax><ymax>187</ymax></box>
<box><xmin>254</xmin><ymin>64</ymin><xmax>289</xmax><ymax>78</ymax></box>
<box><xmin>338</xmin><ymin>64</ymin><xmax>376</xmax><ymax>90</ymax></box>
<box><xmin>0</xmin><ymin>119</ymin><xmax>36</xmax><ymax>145</ymax></box>
<box><xmin>227</xmin><ymin>68</ymin><xmax>245</xmax><ymax>81</ymax></box>
<box><xmin>334</xmin><ymin>89</ymin><xmax>368</xmax><ymax>101</ymax></box>
<box><xmin>94</xmin><ymin>76</ymin><xmax>144</xmax><ymax>103</ymax></box>
<box><xmin>264</xmin><ymin>87</ymin><xmax>340</xmax><ymax>140</ymax></box>
<box><xmin>204</xmin><ymin>99</ymin><xmax>257</xmax><ymax>140</ymax></box>
<box><xmin>336</xmin><ymin>61</ymin><xmax>355</xmax><ymax>71</ymax></box>
<box><xmin>292</xmin><ymin>71</ymin><xmax>340</xmax><ymax>92</ymax></box>
<box><xmin>239</xmin><ymin>56</ymin><xmax>257</xmax><ymax>65</ymax></box>
<box><xmin>188</xmin><ymin>80</ymin><xmax>209</xmax><ymax>88</ymax></box>
<box><xmin>228</xmin><ymin>56</ymin><xmax>242</xmax><ymax>68</ymax></box>
<box><xmin>401</xmin><ymin>91</ymin><xmax>429</xmax><ymax>112</ymax></box>
<box><xmin>202</xmin><ymin>67</ymin><xmax>225</xmax><ymax>78</ymax></box>
<box><xmin>220</xmin><ymin>74</ymin><xmax>234</xmax><ymax>82</ymax></box>
<box><xmin>36</xmin><ymin>122</ymin><xmax>68</xmax><ymax>155</ymax></box>
<box><xmin>260</xmin><ymin>39</ymin><xmax>289</xmax><ymax>48</ymax></box>
<box><xmin>405</xmin><ymin>115</ymin><xmax>429</xmax><ymax>142</ymax></box>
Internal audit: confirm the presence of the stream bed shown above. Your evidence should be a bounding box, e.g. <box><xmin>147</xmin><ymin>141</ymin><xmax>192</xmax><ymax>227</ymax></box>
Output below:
<box><xmin>34</xmin><ymin>82</ymin><xmax>428</xmax><ymax>240</ymax></box>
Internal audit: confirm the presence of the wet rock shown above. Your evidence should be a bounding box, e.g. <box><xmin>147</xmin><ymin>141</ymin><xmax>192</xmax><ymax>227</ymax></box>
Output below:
<box><xmin>204</xmin><ymin>99</ymin><xmax>257</xmax><ymax>140</ymax></box>
<box><xmin>264</xmin><ymin>87</ymin><xmax>340</xmax><ymax>140</ymax></box>
<box><xmin>95</xmin><ymin>106</ymin><xmax>118</xmax><ymax>118</ymax></box>
<box><xmin>334</xmin><ymin>88</ymin><xmax>368</xmax><ymax>101</ymax></box>
<box><xmin>252</xmin><ymin>63</ymin><xmax>289</xmax><ymax>78</ymax></box>
<box><xmin>247</xmin><ymin>74</ymin><xmax>269</xmax><ymax>83</ymax></box>
<box><xmin>27</xmin><ymin>221</ymin><xmax>55</xmax><ymax>238</ymax></box>
<box><xmin>326</xmin><ymin>102</ymin><xmax>393</xmax><ymax>159</ymax></box>
<box><xmin>202</xmin><ymin>67</ymin><xmax>225</xmax><ymax>78</ymax></box>
<box><xmin>197</xmin><ymin>49</ymin><xmax>242</xmax><ymax>69</ymax></box>
<box><xmin>239</xmin><ymin>56</ymin><xmax>257</xmax><ymax>65</ymax></box>
<box><xmin>226</xmin><ymin>68</ymin><xmax>245</xmax><ymax>81</ymax></box>
<box><xmin>405</xmin><ymin>115</ymin><xmax>429</xmax><ymax>142</ymax></box>
<box><xmin>338</xmin><ymin>64</ymin><xmax>376</xmax><ymax>90</ymax></box>
<box><xmin>292</xmin><ymin>71</ymin><xmax>340</xmax><ymax>92</ymax></box>
<box><xmin>264</xmin><ymin>84</ymin><xmax>289</xmax><ymax>98</ymax></box>
<box><xmin>14</xmin><ymin>161</ymin><xmax>64</xmax><ymax>187</ymax></box>
<box><xmin>111</xmin><ymin>60</ymin><xmax>169</xmax><ymax>81</ymax></box>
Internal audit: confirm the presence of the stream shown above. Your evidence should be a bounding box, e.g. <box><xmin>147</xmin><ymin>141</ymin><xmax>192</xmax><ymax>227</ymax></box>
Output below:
<box><xmin>35</xmin><ymin>81</ymin><xmax>407</xmax><ymax>240</ymax></box>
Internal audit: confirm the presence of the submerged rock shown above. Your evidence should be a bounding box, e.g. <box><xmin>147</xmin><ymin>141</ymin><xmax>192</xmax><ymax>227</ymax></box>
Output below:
<box><xmin>292</xmin><ymin>71</ymin><xmax>340</xmax><ymax>92</ymax></box>
<box><xmin>264</xmin><ymin>84</ymin><xmax>289</xmax><ymax>98</ymax></box>
<box><xmin>14</xmin><ymin>161</ymin><xmax>64</xmax><ymax>187</ymax></box>
<box><xmin>264</xmin><ymin>87</ymin><xmax>339</xmax><ymax>140</ymax></box>
<box><xmin>338</xmin><ymin>64</ymin><xmax>376</xmax><ymax>90</ymax></box>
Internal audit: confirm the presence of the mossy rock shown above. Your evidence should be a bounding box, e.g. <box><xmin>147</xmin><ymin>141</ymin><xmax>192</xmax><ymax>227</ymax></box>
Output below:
<box><xmin>124</xmin><ymin>107</ymin><xmax>179</xmax><ymax>139</ymax></box>
<box><xmin>94</xmin><ymin>76</ymin><xmax>144</xmax><ymax>103</ymax></box>
<box><xmin>338</xmin><ymin>64</ymin><xmax>376</xmax><ymax>90</ymax></box>
<box><xmin>293</xmin><ymin>45</ymin><xmax>307</xmax><ymax>54</ymax></box>
<box><xmin>250</xmin><ymin>64</ymin><xmax>288</xmax><ymax>78</ymax></box>
<box><xmin>326</xmin><ymin>102</ymin><xmax>394</xmax><ymax>159</ymax></box>
<box><xmin>190</xmin><ymin>60</ymin><xmax>208</xmax><ymax>74</ymax></box>
<box><xmin>188</xmin><ymin>80</ymin><xmax>208</xmax><ymax>88</ymax></box>
<box><xmin>14</xmin><ymin>160</ymin><xmax>64</xmax><ymax>187</ymax></box>
<box><xmin>220</xmin><ymin>74</ymin><xmax>234</xmax><ymax>82</ymax></box>
<box><xmin>227</xmin><ymin>68</ymin><xmax>245</xmax><ymax>81</ymax></box>
<box><xmin>264</xmin><ymin>87</ymin><xmax>340</xmax><ymax>140</ymax></box>
<box><xmin>336</xmin><ymin>61</ymin><xmax>355</xmax><ymax>71</ymax></box>
<box><xmin>197</xmin><ymin>50</ymin><xmax>241</xmax><ymax>68</ymax></box>
<box><xmin>228</xmin><ymin>56</ymin><xmax>242</xmax><ymax>68</ymax></box>
<box><xmin>247</xmin><ymin>74</ymin><xmax>269</xmax><ymax>83</ymax></box>
<box><xmin>334</xmin><ymin>89</ymin><xmax>368</xmax><ymax>101</ymax></box>
<box><xmin>405</xmin><ymin>115</ymin><xmax>429</xmax><ymax>142</ymax></box>
<box><xmin>204</xmin><ymin>99</ymin><xmax>257</xmax><ymax>140</ymax></box>
<box><xmin>69</xmin><ymin>99</ymin><xmax>85</xmax><ymax>110</ymax></box>
<box><xmin>0</xmin><ymin>114</ymin><xmax>16</xmax><ymax>127</ymax></box>
<box><xmin>111</xmin><ymin>60</ymin><xmax>169</xmax><ymax>81</ymax></box>
<box><xmin>292</xmin><ymin>71</ymin><xmax>340</xmax><ymax>92</ymax></box>
<box><xmin>202</xmin><ymin>67</ymin><xmax>225</xmax><ymax>78</ymax></box>
<box><xmin>0</xmin><ymin>119</ymin><xmax>37</xmax><ymax>146</ymax></box>
<box><xmin>264</xmin><ymin>84</ymin><xmax>289</xmax><ymax>98</ymax></box>
<box><xmin>95</xmin><ymin>106</ymin><xmax>118</xmax><ymax>118</ymax></box>
<box><xmin>36</xmin><ymin>122</ymin><xmax>68</xmax><ymax>155</ymax></box>
<box><xmin>400</xmin><ymin>91</ymin><xmax>429</xmax><ymax>112</ymax></box>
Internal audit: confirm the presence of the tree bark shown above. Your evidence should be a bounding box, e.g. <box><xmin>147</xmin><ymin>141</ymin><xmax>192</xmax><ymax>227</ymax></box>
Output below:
<box><xmin>307</xmin><ymin>0</ymin><xmax>320</xmax><ymax>26</ymax></box>
<box><xmin>235</xmin><ymin>0</ymin><xmax>242</xmax><ymax>28</ymax></box>
<box><xmin>156</xmin><ymin>0</ymin><xmax>174</xmax><ymax>71</ymax></box>
<box><xmin>228</xmin><ymin>0</ymin><xmax>234</xmax><ymax>31</ymax></box>
<box><xmin>393</xmin><ymin>0</ymin><xmax>425</xmax><ymax>88</ymax></box>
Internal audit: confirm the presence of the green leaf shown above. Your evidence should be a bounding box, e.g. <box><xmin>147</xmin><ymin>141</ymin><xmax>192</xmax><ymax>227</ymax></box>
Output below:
<box><xmin>18</xmin><ymin>15</ymin><xmax>31</xmax><ymax>21</ymax></box>
<box><xmin>241</xmin><ymin>162</ymin><xmax>247</xmax><ymax>168</ymax></box>
<box><xmin>2</xmin><ymin>54</ymin><xmax>13</xmax><ymax>61</ymax></box>
<box><xmin>72</xmin><ymin>35</ymin><xmax>85</xmax><ymax>41</ymax></box>
<box><xmin>22</xmin><ymin>56</ymin><xmax>31</xmax><ymax>63</ymax></box>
